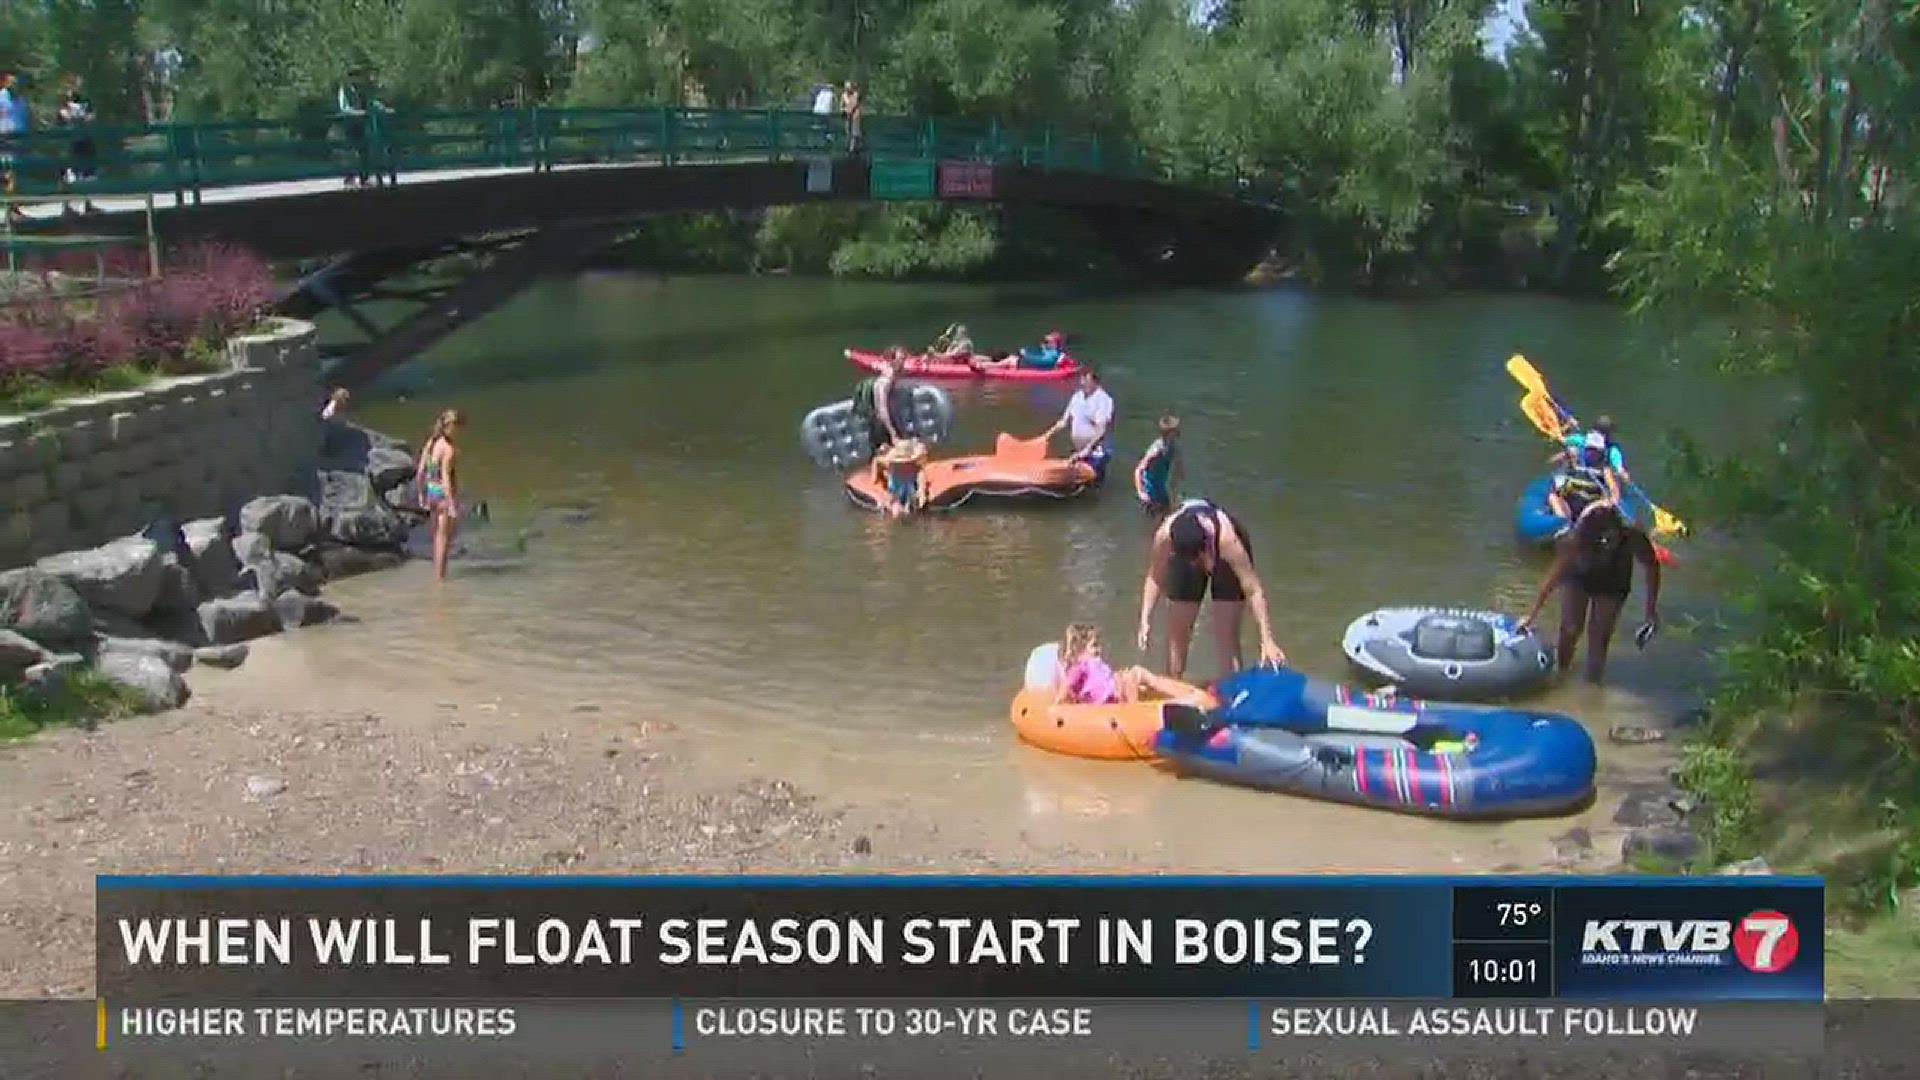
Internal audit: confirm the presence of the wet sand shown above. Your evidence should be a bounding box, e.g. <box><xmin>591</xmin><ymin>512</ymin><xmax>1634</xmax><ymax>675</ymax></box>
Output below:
<box><xmin>0</xmin><ymin>630</ymin><xmax>1676</xmax><ymax>998</ymax></box>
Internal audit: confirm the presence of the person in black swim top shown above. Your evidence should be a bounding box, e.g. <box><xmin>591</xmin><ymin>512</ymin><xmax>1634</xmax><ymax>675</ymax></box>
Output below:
<box><xmin>1518</xmin><ymin>501</ymin><xmax>1663</xmax><ymax>684</ymax></box>
<box><xmin>1137</xmin><ymin>498</ymin><xmax>1286</xmax><ymax>680</ymax></box>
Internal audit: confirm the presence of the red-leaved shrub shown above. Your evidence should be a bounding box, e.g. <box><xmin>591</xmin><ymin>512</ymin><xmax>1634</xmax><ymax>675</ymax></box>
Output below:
<box><xmin>2</xmin><ymin>241</ymin><xmax>277</xmax><ymax>400</ymax></box>
<box><xmin>0</xmin><ymin>323</ymin><xmax>60</xmax><ymax>382</ymax></box>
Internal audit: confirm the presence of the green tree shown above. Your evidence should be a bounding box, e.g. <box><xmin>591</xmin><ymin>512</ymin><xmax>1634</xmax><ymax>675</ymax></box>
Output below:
<box><xmin>1610</xmin><ymin>0</ymin><xmax>1920</xmax><ymax>899</ymax></box>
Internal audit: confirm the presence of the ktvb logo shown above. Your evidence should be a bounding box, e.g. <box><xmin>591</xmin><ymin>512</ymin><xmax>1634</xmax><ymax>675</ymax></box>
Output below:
<box><xmin>1578</xmin><ymin>911</ymin><xmax>1800</xmax><ymax>973</ymax></box>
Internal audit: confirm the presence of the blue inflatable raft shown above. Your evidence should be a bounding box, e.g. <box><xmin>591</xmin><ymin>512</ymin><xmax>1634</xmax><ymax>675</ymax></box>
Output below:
<box><xmin>1514</xmin><ymin>475</ymin><xmax>1656</xmax><ymax>547</ymax></box>
<box><xmin>1153</xmin><ymin>667</ymin><xmax>1596</xmax><ymax>819</ymax></box>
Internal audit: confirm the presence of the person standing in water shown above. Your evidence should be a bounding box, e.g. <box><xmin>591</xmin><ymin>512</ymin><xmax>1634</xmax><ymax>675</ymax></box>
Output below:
<box><xmin>1036</xmin><ymin>369</ymin><xmax>1115</xmax><ymax>481</ymax></box>
<box><xmin>1518</xmin><ymin>500</ymin><xmax>1662</xmax><ymax>684</ymax></box>
<box><xmin>414</xmin><ymin>409</ymin><xmax>466</xmax><ymax>581</ymax></box>
<box><xmin>1138</xmin><ymin>498</ymin><xmax>1286</xmax><ymax>679</ymax></box>
<box><xmin>854</xmin><ymin>349</ymin><xmax>905</xmax><ymax>459</ymax></box>
<box><xmin>1134</xmin><ymin>414</ymin><xmax>1182</xmax><ymax>513</ymax></box>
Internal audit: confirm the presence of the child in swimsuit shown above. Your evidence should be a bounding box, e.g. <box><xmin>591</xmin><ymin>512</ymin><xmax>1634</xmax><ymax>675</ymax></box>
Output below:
<box><xmin>1134</xmin><ymin>414</ymin><xmax>1181</xmax><ymax>512</ymax></box>
<box><xmin>1054</xmin><ymin>623</ymin><xmax>1211</xmax><ymax>706</ymax></box>
<box><xmin>877</xmin><ymin>438</ymin><xmax>928</xmax><ymax>518</ymax></box>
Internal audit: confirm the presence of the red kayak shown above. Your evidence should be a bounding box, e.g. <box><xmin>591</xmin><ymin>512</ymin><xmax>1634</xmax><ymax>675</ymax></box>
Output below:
<box><xmin>845</xmin><ymin>347</ymin><xmax>1082</xmax><ymax>382</ymax></box>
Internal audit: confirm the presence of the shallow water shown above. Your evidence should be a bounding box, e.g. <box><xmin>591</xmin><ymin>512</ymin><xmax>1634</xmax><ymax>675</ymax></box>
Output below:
<box><xmin>265</xmin><ymin>274</ymin><xmax>1778</xmax><ymax>871</ymax></box>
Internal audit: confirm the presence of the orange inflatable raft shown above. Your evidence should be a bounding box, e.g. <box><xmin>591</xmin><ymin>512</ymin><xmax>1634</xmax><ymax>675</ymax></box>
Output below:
<box><xmin>1009</xmin><ymin>686</ymin><xmax>1220</xmax><ymax>761</ymax></box>
<box><xmin>846</xmin><ymin>434</ymin><xmax>1097</xmax><ymax>512</ymax></box>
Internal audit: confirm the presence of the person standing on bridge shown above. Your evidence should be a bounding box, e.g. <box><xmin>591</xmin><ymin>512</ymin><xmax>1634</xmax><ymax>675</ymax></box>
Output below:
<box><xmin>841</xmin><ymin>81</ymin><xmax>864</xmax><ymax>155</ymax></box>
<box><xmin>337</xmin><ymin>69</ymin><xmax>391</xmax><ymax>188</ymax></box>
<box><xmin>57</xmin><ymin>75</ymin><xmax>98</xmax><ymax>215</ymax></box>
<box><xmin>1</xmin><ymin>72</ymin><xmax>28</xmax><ymax>224</ymax></box>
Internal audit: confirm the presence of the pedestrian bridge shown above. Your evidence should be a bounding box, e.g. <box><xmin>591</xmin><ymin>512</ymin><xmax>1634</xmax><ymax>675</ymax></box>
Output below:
<box><xmin>4</xmin><ymin>106</ymin><xmax>1281</xmax><ymax>385</ymax></box>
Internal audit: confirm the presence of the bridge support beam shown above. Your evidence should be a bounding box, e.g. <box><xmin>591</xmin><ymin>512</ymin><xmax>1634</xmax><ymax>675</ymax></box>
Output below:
<box><xmin>308</xmin><ymin>224</ymin><xmax>626</xmax><ymax>389</ymax></box>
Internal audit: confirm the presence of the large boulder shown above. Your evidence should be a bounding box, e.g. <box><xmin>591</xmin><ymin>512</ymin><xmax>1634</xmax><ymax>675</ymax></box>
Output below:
<box><xmin>239</xmin><ymin>552</ymin><xmax>323</xmax><ymax>599</ymax></box>
<box><xmin>321</xmin><ymin>419</ymin><xmax>408</xmax><ymax>468</ymax></box>
<box><xmin>35</xmin><ymin>537</ymin><xmax>167</xmax><ymax>620</ymax></box>
<box><xmin>96</xmin><ymin>650</ymin><xmax>191</xmax><ymax>711</ymax></box>
<box><xmin>239</xmin><ymin>495</ymin><xmax>320</xmax><ymax>551</ymax></box>
<box><xmin>318</xmin><ymin>469</ymin><xmax>409</xmax><ymax>547</ymax></box>
<box><xmin>0</xmin><ymin>568</ymin><xmax>93</xmax><ymax>651</ymax></box>
<box><xmin>182</xmin><ymin>518</ymin><xmax>240</xmax><ymax>597</ymax></box>
<box><xmin>310</xmin><ymin>543</ymin><xmax>407</xmax><ymax>581</ymax></box>
<box><xmin>196</xmin><ymin>596</ymin><xmax>282</xmax><ymax>645</ymax></box>
<box><xmin>97</xmin><ymin>635</ymin><xmax>195</xmax><ymax>674</ymax></box>
<box><xmin>364</xmin><ymin>445</ymin><xmax>417</xmax><ymax>490</ymax></box>
<box><xmin>382</xmin><ymin>481</ymin><xmax>424</xmax><ymax>514</ymax></box>
<box><xmin>232</xmin><ymin>530</ymin><xmax>273</xmax><ymax>565</ymax></box>
<box><xmin>0</xmin><ymin>629</ymin><xmax>55</xmax><ymax>680</ymax></box>
<box><xmin>193</xmin><ymin>643</ymin><xmax>251</xmax><ymax>669</ymax></box>
<box><xmin>273</xmin><ymin>592</ymin><xmax>341</xmax><ymax>630</ymax></box>
<box><xmin>151</xmin><ymin>554</ymin><xmax>203</xmax><ymax>619</ymax></box>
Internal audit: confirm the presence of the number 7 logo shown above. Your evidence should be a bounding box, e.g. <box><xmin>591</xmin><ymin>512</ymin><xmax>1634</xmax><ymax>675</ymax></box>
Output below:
<box><xmin>1731</xmin><ymin>911</ymin><xmax>1800</xmax><ymax>973</ymax></box>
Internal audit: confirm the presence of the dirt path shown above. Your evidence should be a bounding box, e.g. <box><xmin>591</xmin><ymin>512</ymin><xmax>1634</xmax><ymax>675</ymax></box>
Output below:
<box><xmin>0</xmin><ymin>678</ymin><xmax>1120</xmax><ymax>997</ymax></box>
<box><xmin>0</xmin><ymin>643</ymin><xmax>1672</xmax><ymax>998</ymax></box>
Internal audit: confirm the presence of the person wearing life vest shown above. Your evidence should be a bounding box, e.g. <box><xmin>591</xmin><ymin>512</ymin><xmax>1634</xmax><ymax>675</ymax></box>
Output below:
<box><xmin>1547</xmin><ymin>430</ymin><xmax>1622</xmax><ymax>526</ymax></box>
<box><xmin>971</xmin><ymin>330</ymin><xmax>1068</xmax><ymax>372</ymax></box>
<box><xmin>1559</xmin><ymin>415</ymin><xmax>1627</xmax><ymax>479</ymax></box>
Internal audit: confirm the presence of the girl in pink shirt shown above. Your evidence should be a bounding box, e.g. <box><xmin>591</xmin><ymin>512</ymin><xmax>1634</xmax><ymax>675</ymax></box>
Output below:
<box><xmin>1055</xmin><ymin>623</ymin><xmax>1210</xmax><ymax>706</ymax></box>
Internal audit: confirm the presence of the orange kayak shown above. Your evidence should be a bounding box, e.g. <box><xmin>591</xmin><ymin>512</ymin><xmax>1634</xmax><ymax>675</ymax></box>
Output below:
<box><xmin>1009</xmin><ymin>686</ymin><xmax>1220</xmax><ymax>761</ymax></box>
<box><xmin>847</xmin><ymin>438</ymin><xmax>1096</xmax><ymax>512</ymax></box>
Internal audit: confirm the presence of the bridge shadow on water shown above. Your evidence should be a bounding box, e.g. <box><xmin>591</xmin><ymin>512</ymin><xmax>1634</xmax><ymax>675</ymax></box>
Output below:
<box><xmin>340</xmin><ymin>272</ymin><xmax>1257</xmax><ymax>399</ymax></box>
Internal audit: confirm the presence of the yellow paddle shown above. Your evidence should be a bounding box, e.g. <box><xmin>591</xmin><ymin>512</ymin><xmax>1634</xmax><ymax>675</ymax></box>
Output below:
<box><xmin>1505</xmin><ymin>355</ymin><xmax>1689</xmax><ymax>537</ymax></box>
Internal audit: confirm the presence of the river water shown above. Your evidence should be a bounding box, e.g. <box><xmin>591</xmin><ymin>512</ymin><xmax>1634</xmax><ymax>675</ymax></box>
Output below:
<box><xmin>241</xmin><ymin>274</ymin><xmax>1777</xmax><ymax>871</ymax></box>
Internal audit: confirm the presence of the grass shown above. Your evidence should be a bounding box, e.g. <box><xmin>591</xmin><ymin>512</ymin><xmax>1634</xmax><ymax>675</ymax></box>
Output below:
<box><xmin>0</xmin><ymin>362</ymin><xmax>153</xmax><ymax>415</ymax></box>
<box><xmin>1662</xmin><ymin>697</ymin><xmax>1920</xmax><ymax>997</ymax></box>
<box><xmin>0</xmin><ymin>668</ymin><xmax>151</xmax><ymax>742</ymax></box>
<box><xmin>1828</xmin><ymin>909</ymin><xmax>1920</xmax><ymax>996</ymax></box>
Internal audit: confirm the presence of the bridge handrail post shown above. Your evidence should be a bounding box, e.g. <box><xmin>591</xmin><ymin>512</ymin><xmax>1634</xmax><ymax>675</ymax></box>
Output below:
<box><xmin>986</xmin><ymin>118</ymin><xmax>1001</xmax><ymax>162</ymax></box>
<box><xmin>1042</xmin><ymin>125</ymin><xmax>1054</xmax><ymax>170</ymax></box>
<box><xmin>768</xmin><ymin>108</ymin><xmax>781</xmax><ymax>161</ymax></box>
<box><xmin>186</xmin><ymin>124</ymin><xmax>206</xmax><ymax>206</ymax></box>
<box><xmin>922</xmin><ymin>117</ymin><xmax>935</xmax><ymax>160</ymax></box>
<box><xmin>1089</xmin><ymin>134</ymin><xmax>1101</xmax><ymax>173</ymax></box>
<box><xmin>660</xmin><ymin>106</ymin><xmax>676</xmax><ymax>166</ymax></box>
<box><xmin>522</xmin><ymin>106</ymin><xmax>537</xmax><ymax>171</ymax></box>
<box><xmin>369</xmin><ymin>106</ymin><xmax>388</xmax><ymax>186</ymax></box>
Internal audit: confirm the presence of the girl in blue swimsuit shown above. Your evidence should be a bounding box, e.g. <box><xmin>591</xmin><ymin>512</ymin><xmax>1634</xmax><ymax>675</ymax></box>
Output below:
<box><xmin>415</xmin><ymin>409</ymin><xmax>465</xmax><ymax>581</ymax></box>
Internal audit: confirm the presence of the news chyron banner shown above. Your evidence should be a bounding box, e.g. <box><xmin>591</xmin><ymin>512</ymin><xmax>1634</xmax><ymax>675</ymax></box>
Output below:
<box><xmin>95</xmin><ymin>875</ymin><xmax>1824</xmax><ymax>1066</ymax></box>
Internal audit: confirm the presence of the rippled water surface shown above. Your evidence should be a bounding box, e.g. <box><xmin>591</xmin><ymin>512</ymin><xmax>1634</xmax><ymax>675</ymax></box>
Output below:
<box><xmin>260</xmin><ymin>274</ymin><xmax>1778</xmax><ymax>869</ymax></box>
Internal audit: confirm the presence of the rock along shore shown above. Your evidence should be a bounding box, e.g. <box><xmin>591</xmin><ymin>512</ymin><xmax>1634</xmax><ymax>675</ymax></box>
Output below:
<box><xmin>1</xmin><ymin>418</ymin><xmax>426</xmax><ymax>711</ymax></box>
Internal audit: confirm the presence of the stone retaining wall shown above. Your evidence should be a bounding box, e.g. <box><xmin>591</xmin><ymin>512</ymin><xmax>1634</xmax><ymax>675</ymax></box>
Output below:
<box><xmin>1</xmin><ymin>319</ymin><xmax>324</xmax><ymax>570</ymax></box>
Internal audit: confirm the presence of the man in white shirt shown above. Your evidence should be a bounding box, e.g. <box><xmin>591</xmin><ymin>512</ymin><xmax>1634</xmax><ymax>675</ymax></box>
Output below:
<box><xmin>1038</xmin><ymin>369</ymin><xmax>1115</xmax><ymax>482</ymax></box>
<box><xmin>812</xmin><ymin>84</ymin><xmax>836</xmax><ymax>116</ymax></box>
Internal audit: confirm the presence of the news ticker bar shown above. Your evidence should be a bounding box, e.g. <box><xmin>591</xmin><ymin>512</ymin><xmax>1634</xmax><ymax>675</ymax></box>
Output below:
<box><xmin>97</xmin><ymin>999</ymin><xmax>1824</xmax><ymax>1060</ymax></box>
<box><xmin>96</xmin><ymin>875</ymin><xmax>1827</xmax><ymax>1001</ymax></box>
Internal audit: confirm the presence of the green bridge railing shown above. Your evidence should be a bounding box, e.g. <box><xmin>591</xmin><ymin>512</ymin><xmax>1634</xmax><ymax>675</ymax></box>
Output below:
<box><xmin>1</xmin><ymin>106</ymin><xmax>1267</xmax><ymax>208</ymax></box>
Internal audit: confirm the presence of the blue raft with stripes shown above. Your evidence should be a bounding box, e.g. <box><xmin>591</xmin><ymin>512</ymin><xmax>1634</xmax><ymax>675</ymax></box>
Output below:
<box><xmin>1153</xmin><ymin>668</ymin><xmax>1596</xmax><ymax>819</ymax></box>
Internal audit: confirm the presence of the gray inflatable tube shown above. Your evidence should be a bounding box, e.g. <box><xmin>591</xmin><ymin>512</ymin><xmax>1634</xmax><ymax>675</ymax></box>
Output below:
<box><xmin>1341</xmin><ymin>606</ymin><xmax>1555</xmax><ymax>701</ymax></box>
<box><xmin>800</xmin><ymin>384</ymin><xmax>955</xmax><ymax>470</ymax></box>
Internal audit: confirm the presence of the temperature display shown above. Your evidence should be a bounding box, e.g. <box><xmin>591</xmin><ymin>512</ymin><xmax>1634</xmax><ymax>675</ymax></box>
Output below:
<box><xmin>1453</xmin><ymin>885</ymin><xmax>1554</xmax><ymax>943</ymax></box>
